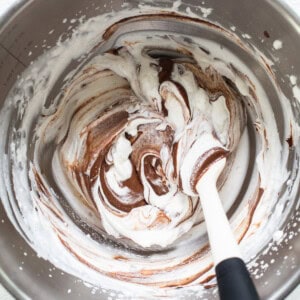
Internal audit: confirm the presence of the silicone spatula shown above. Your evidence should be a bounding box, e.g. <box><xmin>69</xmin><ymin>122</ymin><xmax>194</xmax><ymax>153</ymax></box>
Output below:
<box><xmin>196</xmin><ymin>158</ymin><xmax>260</xmax><ymax>300</ymax></box>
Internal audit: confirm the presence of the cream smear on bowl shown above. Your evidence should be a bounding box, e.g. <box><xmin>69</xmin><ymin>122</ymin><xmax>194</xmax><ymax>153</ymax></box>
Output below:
<box><xmin>0</xmin><ymin>4</ymin><xmax>299</xmax><ymax>299</ymax></box>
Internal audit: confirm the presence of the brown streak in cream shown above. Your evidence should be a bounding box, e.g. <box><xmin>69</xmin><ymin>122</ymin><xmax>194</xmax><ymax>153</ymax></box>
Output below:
<box><xmin>144</xmin><ymin>155</ymin><xmax>169</xmax><ymax>196</ymax></box>
<box><xmin>190</xmin><ymin>148</ymin><xmax>228</xmax><ymax>193</ymax></box>
<box><xmin>156</xmin><ymin>262</ymin><xmax>214</xmax><ymax>288</ymax></box>
<box><xmin>138</xmin><ymin>244</ymin><xmax>211</xmax><ymax>277</ymax></box>
<box><xmin>175</xmin><ymin>198</ymin><xmax>199</xmax><ymax>226</ymax></box>
<box><xmin>68</xmin><ymin>104</ymin><xmax>150</xmax><ymax>212</ymax></box>
<box><xmin>114</xmin><ymin>255</ymin><xmax>129</xmax><ymax>261</ymax></box>
<box><xmin>102</xmin><ymin>14</ymin><xmax>228</xmax><ymax>42</ymax></box>
<box><xmin>200</xmin><ymin>274</ymin><xmax>216</xmax><ymax>285</ymax></box>
<box><xmin>158</xmin><ymin>58</ymin><xmax>174</xmax><ymax>84</ymax></box>
<box><xmin>33</xmin><ymin>169</ymin><xmax>65</xmax><ymax>222</ymax></box>
<box><xmin>122</xmin><ymin>166</ymin><xmax>144</xmax><ymax>195</ymax></box>
<box><xmin>149</xmin><ymin>211</ymin><xmax>171</xmax><ymax>228</ymax></box>
<box><xmin>286</xmin><ymin>123</ymin><xmax>294</xmax><ymax>147</ymax></box>
<box><xmin>173</xmin><ymin>81</ymin><xmax>191</xmax><ymax>115</ymax></box>
<box><xmin>236</xmin><ymin>184</ymin><xmax>264</xmax><ymax>243</ymax></box>
<box><xmin>100</xmin><ymin>160</ymin><xmax>147</xmax><ymax>213</ymax></box>
<box><xmin>172</xmin><ymin>141</ymin><xmax>179</xmax><ymax>180</ymax></box>
<box><xmin>158</xmin><ymin>57</ymin><xmax>191</xmax><ymax>115</ymax></box>
<box><xmin>130</xmin><ymin>123</ymin><xmax>173</xmax><ymax>173</ymax></box>
<box><xmin>33</xmin><ymin>168</ymin><xmax>52</xmax><ymax>198</ymax></box>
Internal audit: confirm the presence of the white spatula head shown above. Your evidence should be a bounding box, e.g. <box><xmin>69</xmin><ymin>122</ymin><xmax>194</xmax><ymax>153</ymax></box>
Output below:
<box><xmin>196</xmin><ymin>157</ymin><xmax>241</xmax><ymax>265</ymax></box>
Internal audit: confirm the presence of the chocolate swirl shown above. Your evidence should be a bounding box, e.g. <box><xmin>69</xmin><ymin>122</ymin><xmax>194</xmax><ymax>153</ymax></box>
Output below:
<box><xmin>37</xmin><ymin>38</ymin><xmax>246</xmax><ymax>249</ymax></box>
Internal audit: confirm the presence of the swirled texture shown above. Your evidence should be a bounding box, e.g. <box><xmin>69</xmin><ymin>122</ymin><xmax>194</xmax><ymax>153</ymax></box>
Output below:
<box><xmin>0</xmin><ymin>10</ymin><xmax>298</xmax><ymax>298</ymax></box>
<box><xmin>40</xmin><ymin>40</ymin><xmax>245</xmax><ymax>249</ymax></box>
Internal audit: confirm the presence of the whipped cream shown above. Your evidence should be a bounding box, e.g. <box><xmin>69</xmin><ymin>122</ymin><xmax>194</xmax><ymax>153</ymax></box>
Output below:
<box><xmin>0</xmin><ymin>8</ymin><xmax>299</xmax><ymax>298</ymax></box>
<box><xmin>40</xmin><ymin>34</ymin><xmax>246</xmax><ymax>249</ymax></box>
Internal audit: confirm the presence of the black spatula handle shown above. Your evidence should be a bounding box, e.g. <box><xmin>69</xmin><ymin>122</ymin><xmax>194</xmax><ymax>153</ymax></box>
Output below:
<box><xmin>215</xmin><ymin>257</ymin><xmax>260</xmax><ymax>300</ymax></box>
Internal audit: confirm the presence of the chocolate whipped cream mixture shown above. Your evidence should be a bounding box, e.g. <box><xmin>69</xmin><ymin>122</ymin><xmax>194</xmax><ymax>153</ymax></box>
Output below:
<box><xmin>0</xmin><ymin>9</ymin><xmax>298</xmax><ymax>299</ymax></box>
<box><xmin>49</xmin><ymin>34</ymin><xmax>245</xmax><ymax>249</ymax></box>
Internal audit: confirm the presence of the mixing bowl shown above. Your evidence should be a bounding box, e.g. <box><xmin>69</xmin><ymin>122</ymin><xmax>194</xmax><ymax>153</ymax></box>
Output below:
<box><xmin>0</xmin><ymin>0</ymin><xmax>299</xmax><ymax>299</ymax></box>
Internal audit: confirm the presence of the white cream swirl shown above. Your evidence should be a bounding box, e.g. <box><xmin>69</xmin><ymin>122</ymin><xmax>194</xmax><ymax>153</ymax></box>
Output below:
<box><xmin>38</xmin><ymin>38</ymin><xmax>245</xmax><ymax>249</ymax></box>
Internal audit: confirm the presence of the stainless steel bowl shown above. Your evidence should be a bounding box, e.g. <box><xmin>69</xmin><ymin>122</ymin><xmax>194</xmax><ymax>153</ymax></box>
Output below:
<box><xmin>0</xmin><ymin>0</ymin><xmax>299</xmax><ymax>299</ymax></box>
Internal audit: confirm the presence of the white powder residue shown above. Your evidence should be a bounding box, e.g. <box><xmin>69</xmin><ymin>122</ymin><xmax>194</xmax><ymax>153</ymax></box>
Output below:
<box><xmin>273</xmin><ymin>230</ymin><xmax>283</xmax><ymax>242</ymax></box>
<box><xmin>273</xmin><ymin>39</ymin><xmax>283</xmax><ymax>50</ymax></box>
<box><xmin>183</xmin><ymin>4</ymin><xmax>212</xmax><ymax>18</ymax></box>
<box><xmin>242</xmin><ymin>33</ymin><xmax>251</xmax><ymax>39</ymax></box>
<box><xmin>290</xmin><ymin>75</ymin><xmax>297</xmax><ymax>85</ymax></box>
<box><xmin>172</xmin><ymin>0</ymin><xmax>182</xmax><ymax>10</ymax></box>
<box><xmin>292</xmin><ymin>84</ymin><xmax>300</xmax><ymax>102</ymax></box>
<box><xmin>199</xmin><ymin>6</ymin><xmax>213</xmax><ymax>18</ymax></box>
